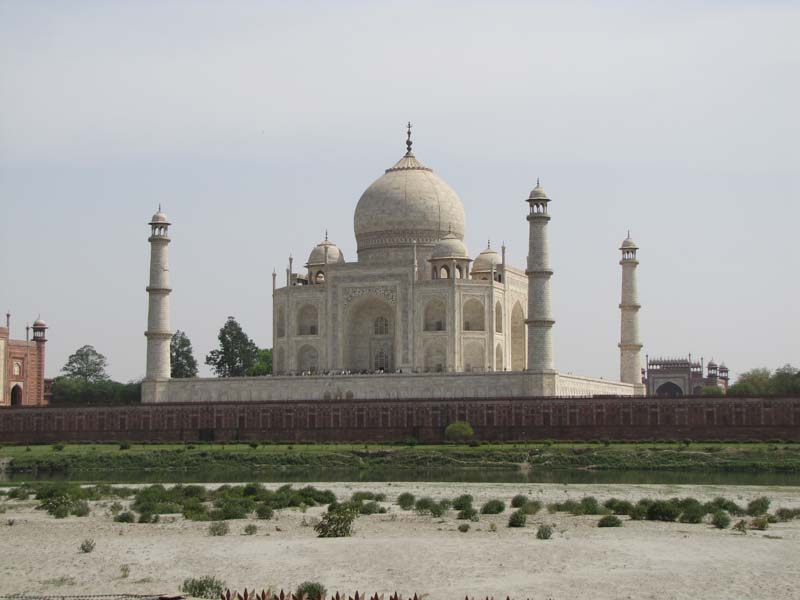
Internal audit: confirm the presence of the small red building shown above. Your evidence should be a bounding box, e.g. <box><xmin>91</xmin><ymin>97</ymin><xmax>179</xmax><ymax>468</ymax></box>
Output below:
<box><xmin>0</xmin><ymin>313</ymin><xmax>48</xmax><ymax>407</ymax></box>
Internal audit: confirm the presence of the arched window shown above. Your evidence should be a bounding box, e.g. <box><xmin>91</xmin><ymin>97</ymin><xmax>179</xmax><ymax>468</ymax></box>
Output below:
<box><xmin>315</xmin><ymin>271</ymin><xmax>325</xmax><ymax>283</ymax></box>
<box><xmin>423</xmin><ymin>299</ymin><xmax>446</xmax><ymax>331</ymax></box>
<box><xmin>439</xmin><ymin>265</ymin><xmax>450</xmax><ymax>279</ymax></box>
<box><xmin>13</xmin><ymin>362</ymin><xmax>22</xmax><ymax>377</ymax></box>
<box><xmin>297</xmin><ymin>304</ymin><xmax>319</xmax><ymax>336</ymax></box>
<box><xmin>276</xmin><ymin>307</ymin><xmax>286</xmax><ymax>338</ymax></box>
<box><xmin>374</xmin><ymin>316</ymin><xmax>389</xmax><ymax>335</ymax></box>
<box><xmin>462</xmin><ymin>299</ymin><xmax>485</xmax><ymax>331</ymax></box>
<box><xmin>375</xmin><ymin>349</ymin><xmax>389</xmax><ymax>371</ymax></box>
<box><xmin>10</xmin><ymin>385</ymin><xmax>22</xmax><ymax>406</ymax></box>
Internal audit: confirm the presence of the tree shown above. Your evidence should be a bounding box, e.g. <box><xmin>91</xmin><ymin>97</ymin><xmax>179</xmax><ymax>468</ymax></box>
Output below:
<box><xmin>771</xmin><ymin>364</ymin><xmax>800</xmax><ymax>395</ymax></box>
<box><xmin>61</xmin><ymin>345</ymin><xmax>109</xmax><ymax>382</ymax></box>
<box><xmin>700</xmin><ymin>385</ymin><xmax>725</xmax><ymax>397</ymax></box>
<box><xmin>246</xmin><ymin>348</ymin><xmax>273</xmax><ymax>376</ymax></box>
<box><xmin>728</xmin><ymin>368</ymin><xmax>772</xmax><ymax>396</ymax></box>
<box><xmin>445</xmin><ymin>420</ymin><xmax>475</xmax><ymax>443</ymax></box>
<box><xmin>171</xmin><ymin>330</ymin><xmax>198</xmax><ymax>378</ymax></box>
<box><xmin>205</xmin><ymin>316</ymin><xmax>259</xmax><ymax>377</ymax></box>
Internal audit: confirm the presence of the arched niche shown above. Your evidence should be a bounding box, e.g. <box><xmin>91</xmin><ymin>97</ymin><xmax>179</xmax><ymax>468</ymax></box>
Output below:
<box><xmin>423</xmin><ymin>298</ymin><xmax>446</xmax><ymax>331</ymax></box>
<box><xmin>462</xmin><ymin>298</ymin><xmax>485</xmax><ymax>331</ymax></box>
<box><xmin>296</xmin><ymin>304</ymin><xmax>319</xmax><ymax>336</ymax></box>
<box><xmin>344</xmin><ymin>296</ymin><xmax>395</xmax><ymax>372</ymax></box>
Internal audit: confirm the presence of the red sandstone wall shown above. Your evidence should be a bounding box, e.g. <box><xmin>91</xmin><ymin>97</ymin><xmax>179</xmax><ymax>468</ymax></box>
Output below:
<box><xmin>4</xmin><ymin>339</ymin><xmax>46</xmax><ymax>407</ymax></box>
<box><xmin>1</xmin><ymin>396</ymin><xmax>798</xmax><ymax>443</ymax></box>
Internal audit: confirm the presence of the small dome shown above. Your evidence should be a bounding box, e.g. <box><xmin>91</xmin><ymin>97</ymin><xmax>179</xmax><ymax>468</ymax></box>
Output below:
<box><xmin>707</xmin><ymin>359</ymin><xmax>718</xmax><ymax>368</ymax></box>
<box><xmin>621</xmin><ymin>237</ymin><xmax>638</xmax><ymax>249</ymax></box>
<box><xmin>307</xmin><ymin>238</ymin><xmax>345</xmax><ymax>266</ymax></box>
<box><xmin>33</xmin><ymin>318</ymin><xmax>46</xmax><ymax>328</ymax></box>
<box><xmin>431</xmin><ymin>233</ymin><xmax>469</xmax><ymax>260</ymax></box>
<box><xmin>150</xmin><ymin>211</ymin><xmax>169</xmax><ymax>224</ymax></box>
<box><xmin>528</xmin><ymin>184</ymin><xmax>549</xmax><ymax>201</ymax></box>
<box><xmin>472</xmin><ymin>245</ymin><xmax>501</xmax><ymax>273</ymax></box>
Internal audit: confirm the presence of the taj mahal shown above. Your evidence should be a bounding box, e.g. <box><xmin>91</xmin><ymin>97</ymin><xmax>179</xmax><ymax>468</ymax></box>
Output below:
<box><xmin>141</xmin><ymin>126</ymin><xmax>646</xmax><ymax>404</ymax></box>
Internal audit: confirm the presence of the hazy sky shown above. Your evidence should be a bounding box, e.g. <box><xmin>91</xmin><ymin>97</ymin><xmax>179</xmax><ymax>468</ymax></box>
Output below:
<box><xmin>2</xmin><ymin>1</ymin><xmax>798</xmax><ymax>382</ymax></box>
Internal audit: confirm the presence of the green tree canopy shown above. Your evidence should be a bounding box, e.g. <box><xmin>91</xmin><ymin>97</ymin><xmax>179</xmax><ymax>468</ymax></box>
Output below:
<box><xmin>246</xmin><ymin>348</ymin><xmax>273</xmax><ymax>376</ymax></box>
<box><xmin>205</xmin><ymin>316</ymin><xmax>259</xmax><ymax>377</ymax></box>
<box><xmin>728</xmin><ymin>365</ymin><xmax>800</xmax><ymax>396</ymax></box>
<box><xmin>61</xmin><ymin>345</ymin><xmax>109</xmax><ymax>382</ymax></box>
<box><xmin>171</xmin><ymin>330</ymin><xmax>198</xmax><ymax>378</ymax></box>
<box><xmin>700</xmin><ymin>385</ymin><xmax>725</xmax><ymax>397</ymax></box>
<box><xmin>445</xmin><ymin>420</ymin><xmax>475</xmax><ymax>443</ymax></box>
<box><xmin>51</xmin><ymin>377</ymin><xmax>141</xmax><ymax>405</ymax></box>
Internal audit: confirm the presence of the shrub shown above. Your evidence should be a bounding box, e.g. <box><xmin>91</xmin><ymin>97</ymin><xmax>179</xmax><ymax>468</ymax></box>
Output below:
<box><xmin>397</xmin><ymin>492</ymin><xmax>415</xmax><ymax>510</ymax></box>
<box><xmin>243</xmin><ymin>524</ymin><xmax>258</xmax><ymax>535</ymax></box>
<box><xmin>712</xmin><ymin>511</ymin><xmax>731</xmax><ymax>529</ymax></box>
<box><xmin>414</xmin><ymin>497</ymin><xmax>437</xmax><ymax>514</ymax></box>
<box><xmin>775</xmin><ymin>508</ymin><xmax>800</xmax><ymax>521</ymax></box>
<box><xmin>296</xmin><ymin>581</ymin><xmax>326</xmax><ymax>600</ymax></box>
<box><xmin>248</xmin><ymin>442</ymin><xmax>259</xmax><ymax>449</ymax></box>
<box><xmin>579</xmin><ymin>496</ymin><xmax>601</xmax><ymax>515</ymax></box>
<box><xmin>138</xmin><ymin>512</ymin><xmax>160</xmax><ymax>524</ymax></box>
<box><xmin>109</xmin><ymin>501</ymin><xmax>123</xmax><ymax>515</ymax></box>
<box><xmin>452</xmin><ymin>494</ymin><xmax>473</xmax><ymax>511</ymax></box>
<box><xmin>705</xmin><ymin>496</ymin><xmax>744</xmax><ymax>516</ymax></box>
<box><xmin>629</xmin><ymin>505</ymin><xmax>647</xmax><ymax>520</ymax></box>
<box><xmin>114</xmin><ymin>511</ymin><xmax>135</xmax><ymax>523</ymax></box>
<box><xmin>750</xmin><ymin>516</ymin><xmax>769</xmax><ymax>530</ymax></box>
<box><xmin>255</xmin><ymin>503</ymin><xmax>274</xmax><ymax>520</ymax></box>
<box><xmin>733</xmin><ymin>519</ymin><xmax>748</xmax><ymax>534</ymax></box>
<box><xmin>536</xmin><ymin>524</ymin><xmax>553</xmax><ymax>540</ymax></box>
<box><xmin>481</xmin><ymin>500</ymin><xmax>505</xmax><ymax>515</ymax></box>
<box><xmin>79</xmin><ymin>539</ymin><xmax>95</xmax><ymax>553</ymax></box>
<box><xmin>457</xmin><ymin>507</ymin><xmax>478</xmax><ymax>520</ymax></box>
<box><xmin>522</xmin><ymin>500</ymin><xmax>542</xmax><ymax>515</ymax></box>
<box><xmin>646</xmin><ymin>500</ymin><xmax>680</xmax><ymax>522</ymax></box>
<box><xmin>511</xmin><ymin>494</ymin><xmax>528</xmax><ymax>508</ymax></box>
<box><xmin>359</xmin><ymin>501</ymin><xmax>381</xmax><ymax>515</ymax></box>
<box><xmin>208</xmin><ymin>521</ymin><xmax>229</xmax><ymax>536</ymax></box>
<box><xmin>508</xmin><ymin>510</ymin><xmax>527</xmax><ymax>528</ymax></box>
<box><xmin>444</xmin><ymin>420</ymin><xmax>474</xmax><ymax>443</ymax></box>
<box><xmin>52</xmin><ymin>443</ymin><xmax>65</xmax><ymax>452</ymax></box>
<box><xmin>314</xmin><ymin>506</ymin><xmax>358</xmax><ymax>538</ymax></box>
<box><xmin>429</xmin><ymin>502</ymin><xmax>446</xmax><ymax>518</ymax></box>
<box><xmin>598</xmin><ymin>515</ymin><xmax>622</xmax><ymax>528</ymax></box>
<box><xmin>679</xmin><ymin>502</ymin><xmax>707</xmax><ymax>524</ymax></box>
<box><xmin>181</xmin><ymin>576</ymin><xmax>226</xmax><ymax>599</ymax></box>
<box><xmin>118</xmin><ymin>441</ymin><xmax>131</xmax><ymax>450</ymax></box>
<box><xmin>458</xmin><ymin>523</ymin><xmax>470</xmax><ymax>533</ymax></box>
<box><xmin>604</xmin><ymin>498</ymin><xmax>634</xmax><ymax>516</ymax></box>
<box><xmin>71</xmin><ymin>500</ymin><xmax>90</xmax><ymax>517</ymax></box>
<box><xmin>746</xmin><ymin>497</ymin><xmax>770</xmax><ymax>516</ymax></box>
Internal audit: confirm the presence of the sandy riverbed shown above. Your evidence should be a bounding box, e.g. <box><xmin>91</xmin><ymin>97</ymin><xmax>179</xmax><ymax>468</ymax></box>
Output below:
<box><xmin>1</xmin><ymin>482</ymin><xmax>798</xmax><ymax>600</ymax></box>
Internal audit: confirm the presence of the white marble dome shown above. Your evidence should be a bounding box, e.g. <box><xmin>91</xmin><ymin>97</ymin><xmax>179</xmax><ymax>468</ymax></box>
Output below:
<box><xmin>431</xmin><ymin>232</ymin><xmax>469</xmax><ymax>260</ymax></box>
<box><xmin>354</xmin><ymin>149</ymin><xmax>466</xmax><ymax>263</ymax></box>
<box><xmin>472</xmin><ymin>245</ymin><xmax>501</xmax><ymax>273</ymax></box>
<box><xmin>307</xmin><ymin>238</ymin><xmax>345</xmax><ymax>266</ymax></box>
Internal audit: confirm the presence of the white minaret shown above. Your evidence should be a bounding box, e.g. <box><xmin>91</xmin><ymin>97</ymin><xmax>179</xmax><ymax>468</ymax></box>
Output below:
<box><xmin>526</xmin><ymin>180</ymin><xmax>555</xmax><ymax>371</ymax></box>
<box><xmin>145</xmin><ymin>208</ymin><xmax>172</xmax><ymax>381</ymax></box>
<box><xmin>618</xmin><ymin>232</ymin><xmax>642</xmax><ymax>385</ymax></box>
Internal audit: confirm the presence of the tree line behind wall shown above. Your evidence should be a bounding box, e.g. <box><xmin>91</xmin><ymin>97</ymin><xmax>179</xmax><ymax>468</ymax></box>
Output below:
<box><xmin>51</xmin><ymin>317</ymin><xmax>272</xmax><ymax>406</ymax></box>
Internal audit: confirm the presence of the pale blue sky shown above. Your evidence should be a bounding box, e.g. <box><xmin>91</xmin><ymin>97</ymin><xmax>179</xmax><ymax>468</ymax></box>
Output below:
<box><xmin>2</xmin><ymin>1</ymin><xmax>798</xmax><ymax>381</ymax></box>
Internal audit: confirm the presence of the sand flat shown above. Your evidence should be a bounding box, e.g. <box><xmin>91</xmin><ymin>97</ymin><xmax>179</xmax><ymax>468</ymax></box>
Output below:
<box><xmin>1</xmin><ymin>482</ymin><xmax>798</xmax><ymax>599</ymax></box>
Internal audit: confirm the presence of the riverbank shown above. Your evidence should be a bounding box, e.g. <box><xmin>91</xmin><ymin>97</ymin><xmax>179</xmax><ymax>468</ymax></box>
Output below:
<box><xmin>1</xmin><ymin>481</ymin><xmax>798</xmax><ymax>599</ymax></box>
<box><xmin>2</xmin><ymin>441</ymin><xmax>800</xmax><ymax>476</ymax></box>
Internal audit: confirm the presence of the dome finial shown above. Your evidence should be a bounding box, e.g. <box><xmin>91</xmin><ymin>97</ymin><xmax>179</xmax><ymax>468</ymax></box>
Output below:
<box><xmin>627</xmin><ymin>229</ymin><xmax>631</xmax><ymax>239</ymax></box>
<box><xmin>537</xmin><ymin>177</ymin><xmax>540</xmax><ymax>187</ymax></box>
<box><xmin>406</xmin><ymin>121</ymin><xmax>413</xmax><ymax>155</ymax></box>
<box><xmin>325</xmin><ymin>228</ymin><xmax>328</xmax><ymax>241</ymax></box>
<box><xmin>487</xmin><ymin>239</ymin><xmax>491</xmax><ymax>249</ymax></box>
